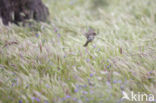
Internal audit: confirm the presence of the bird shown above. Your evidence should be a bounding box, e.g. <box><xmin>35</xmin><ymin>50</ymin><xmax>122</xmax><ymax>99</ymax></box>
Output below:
<box><xmin>83</xmin><ymin>28</ymin><xmax>97</xmax><ymax>47</ymax></box>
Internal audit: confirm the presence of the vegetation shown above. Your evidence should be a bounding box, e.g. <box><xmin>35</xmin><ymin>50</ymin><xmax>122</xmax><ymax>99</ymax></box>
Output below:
<box><xmin>0</xmin><ymin>0</ymin><xmax>156</xmax><ymax>103</ymax></box>
<box><xmin>0</xmin><ymin>0</ymin><xmax>49</xmax><ymax>25</ymax></box>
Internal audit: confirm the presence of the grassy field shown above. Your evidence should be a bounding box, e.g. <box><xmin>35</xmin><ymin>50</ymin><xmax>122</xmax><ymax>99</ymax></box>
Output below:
<box><xmin>0</xmin><ymin>0</ymin><xmax>156</xmax><ymax>103</ymax></box>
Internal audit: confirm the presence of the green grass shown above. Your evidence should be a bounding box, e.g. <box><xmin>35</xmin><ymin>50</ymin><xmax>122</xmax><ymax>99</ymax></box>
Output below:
<box><xmin>0</xmin><ymin>0</ymin><xmax>156</xmax><ymax>103</ymax></box>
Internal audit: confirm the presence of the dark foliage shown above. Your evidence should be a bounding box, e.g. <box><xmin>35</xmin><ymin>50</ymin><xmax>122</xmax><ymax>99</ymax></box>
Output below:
<box><xmin>0</xmin><ymin>0</ymin><xmax>49</xmax><ymax>25</ymax></box>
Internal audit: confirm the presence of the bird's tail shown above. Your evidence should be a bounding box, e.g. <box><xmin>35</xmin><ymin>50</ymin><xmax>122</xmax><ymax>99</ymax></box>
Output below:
<box><xmin>83</xmin><ymin>41</ymin><xmax>89</xmax><ymax>47</ymax></box>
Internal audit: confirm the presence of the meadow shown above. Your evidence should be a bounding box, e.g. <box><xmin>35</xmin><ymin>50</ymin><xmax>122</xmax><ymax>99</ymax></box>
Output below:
<box><xmin>0</xmin><ymin>0</ymin><xmax>156</xmax><ymax>103</ymax></box>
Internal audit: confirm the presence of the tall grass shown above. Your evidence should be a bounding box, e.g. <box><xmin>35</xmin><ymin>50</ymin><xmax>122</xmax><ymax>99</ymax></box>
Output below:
<box><xmin>0</xmin><ymin>0</ymin><xmax>156</xmax><ymax>103</ymax></box>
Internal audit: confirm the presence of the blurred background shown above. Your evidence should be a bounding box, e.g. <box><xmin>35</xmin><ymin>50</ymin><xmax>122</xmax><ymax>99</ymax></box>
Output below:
<box><xmin>0</xmin><ymin>0</ymin><xmax>156</xmax><ymax>103</ymax></box>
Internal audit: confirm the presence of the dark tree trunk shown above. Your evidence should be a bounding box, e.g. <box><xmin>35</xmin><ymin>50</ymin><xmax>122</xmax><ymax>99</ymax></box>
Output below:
<box><xmin>0</xmin><ymin>0</ymin><xmax>49</xmax><ymax>25</ymax></box>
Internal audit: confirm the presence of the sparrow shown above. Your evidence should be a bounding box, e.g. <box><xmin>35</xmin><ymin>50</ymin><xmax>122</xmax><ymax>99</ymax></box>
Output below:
<box><xmin>83</xmin><ymin>28</ymin><xmax>97</xmax><ymax>47</ymax></box>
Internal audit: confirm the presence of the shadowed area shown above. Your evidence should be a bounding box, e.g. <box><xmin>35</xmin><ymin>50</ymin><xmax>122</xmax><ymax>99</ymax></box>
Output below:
<box><xmin>0</xmin><ymin>0</ymin><xmax>49</xmax><ymax>25</ymax></box>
